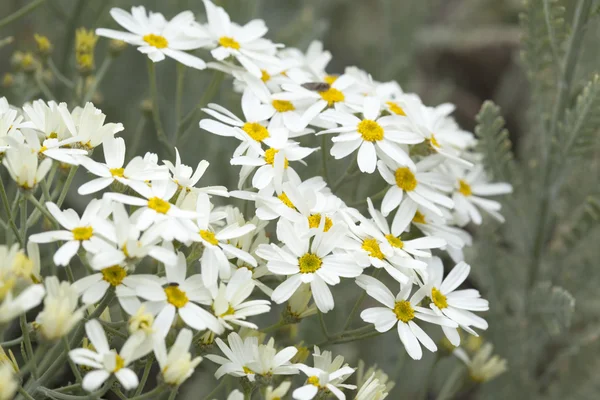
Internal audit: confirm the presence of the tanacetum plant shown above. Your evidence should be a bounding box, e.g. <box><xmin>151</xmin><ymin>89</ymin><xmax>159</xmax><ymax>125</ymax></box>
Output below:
<box><xmin>0</xmin><ymin>0</ymin><xmax>597</xmax><ymax>399</ymax></box>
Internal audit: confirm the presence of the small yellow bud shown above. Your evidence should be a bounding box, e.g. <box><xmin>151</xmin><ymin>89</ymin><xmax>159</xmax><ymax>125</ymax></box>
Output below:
<box><xmin>34</xmin><ymin>34</ymin><xmax>52</xmax><ymax>56</ymax></box>
<box><xmin>2</xmin><ymin>73</ymin><xmax>14</xmax><ymax>88</ymax></box>
<box><xmin>109</xmin><ymin>39</ymin><xmax>127</xmax><ymax>56</ymax></box>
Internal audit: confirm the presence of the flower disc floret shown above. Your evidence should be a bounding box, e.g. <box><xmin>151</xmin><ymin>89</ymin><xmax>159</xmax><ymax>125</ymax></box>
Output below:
<box><xmin>431</xmin><ymin>287</ymin><xmax>448</xmax><ymax>309</ymax></box>
<box><xmin>386</xmin><ymin>101</ymin><xmax>406</xmax><ymax>115</ymax></box>
<box><xmin>200</xmin><ymin>230</ymin><xmax>219</xmax><ymax>246</ymax></box>
<box><xmin>272</xmin><ymin>100</ymin><xmax>295</xmax><ymax>112</ymax></box>
<box><xmin>278</xmin><ymin>192</ymin><xmax>296</xmax><ymax>209</ymax></box>
<box><xmin>458</xmin><ymin>180</ymin><xmax>472</xmax><ymax>196</ymax></box>
<box><xmin>298</xmin><ymin>253</ymin><xmax>322</xmax><ymax>274</ymax></box>
<box><xmin>219</xmin><ymin>36</ymin><xmax>240</xmax><ymax>49</ymax></box>
<box><xmin>242</xmin><ymin>122</ymin><xmax>270</xmax><ymax>142</ymax></box>
<box><xmin>385</xmin><ymin>234</ymin><xmax>404</xmax><ymax>249</ymax></box>
<box><xmin>308</xmin><ymin>214</ymin><xmax>332</xmax><ymax>232</ymax></box>
<box><xmin>393</xmin><ymin>300</ymin><xmax>415</xmax><ymax>323</ymax></box>
<box><xmin>357</xmin><ymin>119</ymin><xmax>384</xmax><ymax>142</ymax></box>
<box><xmin>164</xmin><ymin>285</ymin><xmax>189</xmax><ymax>308</ymax></box>
<box><xmin>101</xmin><ymin>265</ymin><xmax>127</xmax><ymax>286</ymax></box>
<box><xmin>319</xmin><ymin>87</ymin><xmax>345</xmax><ymax>106</ymax></box>
<box><xmin>362</xmin><ymin>238</ymin><xmax>384</xmax><ymax>260</ymax></box>
<box><xmin>412</xmin><ymin>211</ymin><xmax>426</xmax><ymax>224</ymax></box>
<box><xmin>113</xmin><ymin>354</ymin><xmax>125</xmax><ymax>372</ymax></box>
<box><xmin>147</xmin><ymin>197</ymin><xmax>171</xmax><ymax>214</ymax></box>
<box><xmin>394</xmin><ymin>167</ymin><xmax>417</xmax><ymax>191</ymax></box>
<box><xmin>307</xmin><ymin>376</ymin><xmax>320</xmax><ymax>386</ymax></box>
<box><xmin>264</xmin><ymin>148</ymin><xmax>288</xmax><ymax>168</ymax></box>
<box><xmin>143</xmin><ymin>34</ymin><xmax>168</xmax><ymax>49</ymax></box>
<box><xmin>72</xmin><ymin>226</ymin><xmax>93</xmax><ymax>241</ymax></box>
<box><xmin>110</xmin><ymin>167</ymin><xmax>125</xmax><ymax>177</ymax></box>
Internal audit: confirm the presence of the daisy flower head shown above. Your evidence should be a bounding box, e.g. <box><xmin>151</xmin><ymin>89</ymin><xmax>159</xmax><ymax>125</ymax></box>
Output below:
<box><xmin>69</xmin><ymin>319</ymin><xmax>150</xmax><ymax>391</ymax></box>
<box><xmin>293</xmin><ymin>347</ymin><xmax>356</xmax><ymax>400</ymax></box>
<box><xmin>21</xmin><ymin>100</ymin><xmax>74</xmax><ymax>142</ymax></box>
<box><xmin>0</xmin><ymin>282</ymin><xmax>45</xmax><ymax>325</ymax></box>
<box><xmin>418</xmin><ymin>257</ymin><xmax>489</xmax><ymax>345</ymax></box>
<box><xmin>2</xmin><ymin>141</ymin><xmax>52</xmax><ymax>190</ymax></box>
<box><xmin>256</xmin><ymin>218</ymin><xmax>363</xmax><ymax>313</ymax></box>
<box><xmin>453</xmin><ymin>342</ymin><xmax>507</xmax><ymax>383</ymax></box>
<box><xmin>153</xmin><ymin>328</ymin><xmax>203</xmax><ymax>385</ymax></box>
<box><xmin>77</xmin><ymin>136</ymin><xmax>169</xmax><ymax>195</ymax></box>
<box><xmin>28</xmin><ymin>199</ymin><xmax>114</xmax><ymax>266</ymax></box>
<box><xmin>446</xmin><ymin>164</ymin><xmax>513</xmax><ymax>226</ymax></box>
<box><xmin>133</xmin><ymin>252</ymin><xmax>222</xmax><ymax>336</ymax></box>
<box><xmin>357</xmin><ymin>275</ymin><xmax>457</xmax><ymax>360</ymax></box>
<box><xmin>19</xmin><ymin>128</ymin><xmax>87</xmax><ymax>166</ymax></box>
<box><xmin>206</xmin><ymin>331</ymin><xmax>258</xmax><ymax>380</ymax></box>
<box><xmin>266</xmin><ymin>381</ymin><xmax>292</xmax><ymax>400</ymax></box>
<box><xmin>319</xmin><ymin>97</ymin><xmax>423</xmax><ymax>173</ymax></box>
<box><xmin>104</xmin><ymin>179</ymin><xmax>198</xmax><ymax>241</ymax></box>
<box><xmin>96</xmin><ymin>7</ymin><xmax>208</xmax><ymax>69</ymax></box>
<box><xmin>0</xmin><ymin>364</ymin><xmax>18</xmax><ymax>400</ymax></box>
<box><xmin>163</xmin><ymin>148</ymin><xmax>228</xmax><ymax>196</ymax></box>
<box><xmin>61</xmin><ymin>102</ymin><xmax>124</xmax><ymax>149</ymax></box>
<box><xmin>202</xmin><ymin>0</ymin><xmax>281</xmax><ymax>78</ymax></box>
<box><xmin>247</xmin><ymin>337</ymin><xmax>299</xmax><ymax>379</ymax></box>
<box><xmin>209</xmin><ymin>267</ymin><xmax>271</xmax><ymax>331</ymax></box>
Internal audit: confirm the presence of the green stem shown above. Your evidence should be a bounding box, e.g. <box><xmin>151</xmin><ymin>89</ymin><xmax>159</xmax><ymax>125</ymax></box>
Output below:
<box><xmin>112</xmin><ymin>388</ymin><xmax>129</xmax><ymax>400</ymax></box>
<box><xmin>62</xmin><ymin>336</ymin><xmax>83</xmax><ymax>383</ymax></box>
<box><xmin>332</xmin><ymin>155</ymin><xmax>358</xmax><ymax>192</ymax></box>
<box><xmin>202</xmin><ymin>379</ymin><xmax>227</xmax><ymax>400</ymax></box>
<box><xmin>47</xmin><ymin>58</ymin><xmax>75</xmax><ymax>88</ymax></box>
<box><xmin>54</xmin><ymin>383</ymin><xmax>81</xmax><ymax>393</ymax></box>
<box><xmin>57</xmin><ymin>166</ymin><xmax>78</xmax><ymax>208</ymax></box>
<box><xmin>27</xmin><ymin>193</ymin><xmax>58</xmax><ymax>227</ymax></box>
<box><xmin>0</xmin><ymin>336</ymin><xmax>23</xmax><ymax>347</ymax></box>
<box><xmin>20</xmin><ymin>315</ymin><xmax>37</xmax><ymax>378</ymax></box>
<box><xmin>18</xmin><ymin>387</ymin><xmax>37</xmax><ymax>400</ymax></box>
<box><xmin>261</xmin><ymin>320</ymin><xmax>287</xmax><ymax>334</ymax></box>
<box><xmin>128</xmin><ymin>117</ymin><xmax>147</xmax><ymax>158</ymax></box>
<box><xmin>317</xmin><ymin>309</ymin><xmax>330</xmax><ymax>339</ymax></box>
<box><xmin>37</xmin><ymin>380</ymin><xmax>113</xmax><ymax>400</ymax></box>
<box><xmin>0</xmin><ymin>177</ymin><xmax>23</xmax><ymax>246</ymax></box>
<box><xmin>342</xmin><ymin>269</ymin><xmax>380</xmax><ymax>330</ymax></box>
<box><xmin>20</xmin><ymin>197</ymin><xmax>27</xmax><ymax>247</ymax></box>
<box><xmin>83</xmin><ymin>56</ymin><xmax>113</xmax><ymax>104</ymax></box>
<box><xmin>321</xmin><ymin>135</ymin><xmax>330</xmax><ymax>185</ymax></box>
<box><xmin>179</xmin><ymin>70</ymin><xmax>224</xmax><ymax>142</ymax></box>
<box><xmin>35</xmin><ymin>70</ymin><xmax>56</xmax><ymax>101</ymax></box>
<box><xmin>174</xmin><ymin>62</ymin><xmax>186</xmax><ymax>139</ymax></box>
<box><xmin>146</xmin><ymin>59</ymin><xmax>174</xmax><ymax>156</ymax></box>
<box><xmin>134</xmin><ymin>355</ymin><xmax>154</xmax><ymax>396</ymax></box>
<box><xmin>318</xmin><ymin>329</ymin><xmax>380</xmax><ymax>347</ymax></box>
<box><xmin>0</xmin><ymin>0</ymin><xmax>45</xmax><ymax>28</ymax></box>
<box><xmin>60</xmin><ymin>0</ymin><xmax>85</xmax><ymax>73</ymax></box>
<box><xmin>127</xmin><ymin>385</ymin><xmax>168</xmax><ymax>400</ymax></box>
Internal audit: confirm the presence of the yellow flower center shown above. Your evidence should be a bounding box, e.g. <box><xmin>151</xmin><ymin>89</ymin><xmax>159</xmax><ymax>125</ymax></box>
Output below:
<box><xmin>385</xmin><ymin>234</ymin><xmax>404</xmax><ymax>249</ymax></box>
<box><xmin>164</xmin><ymin>285</ymin><xmax>189</xmax><ymax>308</ymax></box>
<box><xmin>218</xmin><ymin>305</ymin><xmax>236</xmax><ymax>318</ymax></box>
<box><xmin>298</xmin><ymin>253</ymin><xmax>322</xmax><ymax>274</ymax></box>
<box><xmin>147</xmin><ymin>197</ymin><xmax>171</xmax><ymax>214</ymax></box>
<box><xmin>243</xmin><ymin>366</ymin><xmax>254</xmax><ymax>374</ymax></box>
<box><xmin>393</xmin><ymin>300</ymin><xmax>415</xmax><ymax>323</ymax></box>
<box><xmin>143</xmin><ymin>34</ymin><xmax>169</xmax><ymax>49</ymax></box>
<box><xmin>200</xmin><ymin>230</ymin><xmax>219</xmax><ymax>246</ymax></box>
<box><xmin>458</xmin><ymin>180</ymin><xmax>472</xmax><ymax>196</ymax></box>
<box><xmin>319</xmin><ymin>87</ymin><xmax>345</xmax><ymax>106</ymax></box>
<box><xmin>110</xmin><ymin>167</ymin><xmax>125</xmax><ymax>178</ymax></box>
<box><xmin>113</xmin><ymin>354</ymin><xmax>125</xmax><ymax>372</ymax></box>
<box><xmin>101</xmin><ymin>265</ymin><xmax>127</xmax><ymax>286</ymax></box>
<box><xmin>39</xmin><ymin>146</ymin><xmax>48</xmax><ymax>153</ymax></box>
<box><xmin>272</xmin><ymin>100</ymin><xmax>295</xmax><ymax>112</ymax></box>
<box><xmin>264</xmin><ymin>148</ymin><xmax>289</xmax><ymax>168</ymax></box>
<box><xmin>428</xmin><ymin>135</ymin><xmax>440</xmax><ymax>149</ymax></box>
<box><xmin>261</xmin><ymin>69</ymin><xmax>271</xmax><ymax>82</ymax></box>
<box><xmin>72</xmin><ymin>226</ymin><xmax>93</xmax><ymax>241</ymax></box>
<box><xmin>48</xmin><ymin>132</ymin><xmax>58</xmax><ymax>139</ymax></box>
<box><xmin>357</xmin><ymin>119</ymin><xmax>384</xmax><ymax>142</ymax></box>
<box><xmin>278</xmin><ymin>192</ymin><xmax>296</xmax><ymax>209</ymax></box>
<box><xmin>307</xmin><ymin>214</ymin><xmax>332</xmax><ymax>232</ymax></box>
<box><xmin>386</xmin><ymin>101</ymin><xmax>406</xmax><ymax>116</ymax></box>
<box><xmin>412</xmin><ymin>211</ymin><xmax>426</xmax><ymax>224</ymax></box>
<box><xmin>219</xmin><ymin>36</ymin><xmax>240</xmax><ymax>50</ymax></box>
<box><xmin>324</xmin><ymin>75</ymin><xmax>338</xmax><ymax>85</ymax></box>
<box><xmin>242</xmin><ymin>122</ymin><xmax>270</xmax><ymax>142</ymax></box>
<box><xmin>395</xmin><ymin>167</ymin><xmax>417</xmax><ymax>191</ymax></box>
<box><xmin>431</xmin><ymin>287</ymin><xmax>448</xmax><ymax>309</ymax></box>
<box><xmin>307</xmin><ymin>376</ymin><xmax>320</xmax><ymax>386</ymax></box>
<box><xmin>362</xmin><ymin>238</ymin><xmax>384</xmax><ymax>260</ymax></box>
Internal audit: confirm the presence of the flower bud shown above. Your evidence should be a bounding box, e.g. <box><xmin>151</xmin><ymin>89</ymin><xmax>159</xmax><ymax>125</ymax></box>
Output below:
<box><xmin>34</xmin><ymin>34</ymin><xmax>52</xmax><ymax>57</ymax></box>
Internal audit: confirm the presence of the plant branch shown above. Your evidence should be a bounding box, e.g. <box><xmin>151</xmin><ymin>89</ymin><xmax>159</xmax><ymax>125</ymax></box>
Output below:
<box><xmin>0</xmin><ymin>0</ymin><xmax>45</xmax><ymax>28</ymax></box>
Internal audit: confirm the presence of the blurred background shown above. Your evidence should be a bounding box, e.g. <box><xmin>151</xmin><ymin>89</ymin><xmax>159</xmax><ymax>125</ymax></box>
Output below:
<box><xmin>2</xmin><ymin>0</ymin><xmax>600</xmax><ymax>399</ymax></box>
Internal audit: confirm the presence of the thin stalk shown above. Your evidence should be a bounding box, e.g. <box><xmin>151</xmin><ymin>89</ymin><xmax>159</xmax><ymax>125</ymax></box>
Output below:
<box><xmin>35</xmin><ymin>71</ymin><xmax>56</xmax><ymax>101</ymax></box>
<box><xmin>261</xmin><ymin>320</ymin><xmax>287</xmax><ymax>334</ymax></box>
<box><xmin>134</xmin><ymin>355</ymin><xmax>154</xmax><ymax>396</ymax></box>
<box><xmin>179</xmin><ymin>70</ymin><xmax>224</xmax><ymax>142</ymax></box>
<box><xmin>321</xmin><ymin>135</ymin><xmax>330</xmax><ymax>184</ymax></box>
<box><xmin>60</xmin><ymin>0</ymin><xmax>86</xmax><ymax>72</ymax></box>
<box><xmin>0</xmin><ymin>0</ymin><xmax>45</xmax><ymax>28</ymax></box>
<box><xmin>343</xmin><ymin>269</ymin><xmax>380</xmax><ymax>330</ymax></box>
<box><xmin>0</xmin><ymin>336</ymin><xmax>23</xmax><ymax>347</ymax></box>
<box><xmin>332</xmin><ymin>156</ymin><xmax>358</xmax><ymax>193</ymax></box>
<box><xmin>47</xmin><ymin>58</ymin><xmax>75</xmax><ymax>88</ymax></box>
<box><xmin>147</xmin><ymin>59</ymin><xmax>174</xmax><ymax>156</ymax></box>
<box><xmin>62</xmin><ymin>337</ymin><xmax>83</xmax><ymax>383</ymax></box>
<box><xmin>318</xmin><ymin>329</ymin><xmax>380</xmax><ymax>347</ymax></box>
<box><xmin>128</xmin><ymin>117</ymin><xmax>147</xmax><ymax>158</ymax></box>
<box><xmin>20</xmin><ymin>197</ymin><xmax>27</xmax><ymax>247</ymax></box>
<box><xmin>127</xmin><ymin>385</ymin><xmax>168</xmax><ymax>400</ymax></box>
<box><xmin>28</xmin><ymin>193</ymin><xmax>58</xmax><ymax>227</ymax></box>
<box><xmin>83</xmin><ymin>56</ymin><xmax>113</xmax><ymax>104</ymax></box>
<box><xmin>0</xmin><ymin>178</ymin><xmax>23</xmax><ymax>246</ymax></box>
<box><xmin>20</xmin><ymin>315</ymin><xmax>37</xmax><ymax>378</ymax></box>
<box><xmin>174</xmin><ymin>62</ymin><xmax>186</xmax><ymax>137</ymax></box>
<box><xmin>17</xmin><ymin>387</ymin><xmax>37</xmax><ymax>400</ymax></box>
<box><xmin>57</xmin><ymin>166</ymin><xmax>78</xmax><ymax>207</ymax></box>
<box><xmin>203</xmin><ymin>378</ymin><xmax>227</xmax><ymax>400</ymax></box>
<box><xmin>317</xmin><ymin>309</ymin><xmax>330</xmax><ymax>339</ymax></box>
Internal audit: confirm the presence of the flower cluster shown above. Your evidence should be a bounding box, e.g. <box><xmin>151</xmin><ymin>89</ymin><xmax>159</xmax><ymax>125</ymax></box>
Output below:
<box><xmin>0</xmin><ymin>1</ymin><xmax>511</xmax><ymax>399</ymax></box>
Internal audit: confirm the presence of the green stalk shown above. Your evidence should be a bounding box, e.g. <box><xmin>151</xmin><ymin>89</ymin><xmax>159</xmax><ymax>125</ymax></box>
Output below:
<box><xmin>147</xmin><ymin>59</ymin><xmax>174</xmax><ymax>156</ymax></box>
<box><xmin>134</xmin><ymin>355</ymin><xmax>155</xmax><ymax>396</ymax></box>
<box><xmin>174</xmin><ymin>62</ymin><xmax>186</xmax><ymax>135</ymax></box>
<box><xmin>57</xmin><ymin>166</ymin><xmax>78</xmax><ymax>208</ymax></box>
<box><xmin>0</xmin><ymin>0</ymin><xmax>45</xmax><ymax>28</ymax></box>
<box><xmin>20</xmin><ymin>315</ymin><xmax>37</xmax><ymax>378</ymax></box>
<box><xmin>178</xmin><ymin>70</ymin><xmax>224</xmax><ymax>142</ymax></box>
<box><xmin>82</xmin><ymin>56</ymin><xmax>113</xmax><ymax>104</ymax></box>
<box><xmin>321</xmin><ymin>135</ymin><xmax>330</xmax><ymax>184</ymax></box>
<box><xmin>0</xmin><ymin>178</ymin><xmax>23</xmax><ymax>246</ymax></box>
<box><xmin>62</xmin><ymin>337</ymin><xmax>83</xmax><ymax>383</ymax></box>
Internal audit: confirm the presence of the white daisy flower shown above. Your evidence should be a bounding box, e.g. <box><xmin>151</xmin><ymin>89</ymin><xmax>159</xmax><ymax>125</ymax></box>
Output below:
<box><xmin>199</xmin><ymin>89</ymin><xmax>289</xmax><ymax>158</ymax></box>
<box><xmin>87</xmin><ymin>202</ymin><xmax>178</xmax><ymax>269</ymax></box>
<box><xmin>209</xmin><ymin>267</ymin><xmax>271</xmax><ymax>331</ymax></box>
<box><xmin>202</xmin><ymin>0</ymin><xmax>281</xmax><ymax>78</ymax></box>
<box><xmin>418</xmin><ymin>258</ymin><xmax>489</xmax><ymax>345</ymax></box>
<box><xmin>21</xmin><ymin>100</ymin><xmax>74</xmax><ymax>141</ymax></box>
<box><xmin>96</xmin><ymin>7</ymin><xmax>208</xmax><ymax>69</ymax></box>
<box><xmin>317</xmin><ymin>97</ymin><xmax>422</xmax><ymax>173</ymax></box>
<box><xmin>266</xmin><ymin>382</ymin><xmax>292</xmax><ymax>400</ymax></box>
<box><xmin>377</xmin><ymin>155</ymin><xmax>454</xmax><ymax>222</ymax></box>
<box><xmin>35</xmin><ymin>277</ymin><xmax>85</xmax><ymax>341</ymax></box>
<box><xmin>280</xmin><ymin>40</ymin><xmax>332</xmax><ymax>79</ymax></box>
<box><xmin>77</xmin><ymin>137</ymin><xmax>168</xmax><ymax>195</ymax></box>
<box><xmin>104</xmin><ymin>179</ymin><xmax>198</xmax><ymax>240</ymax></box>
<box><xmin>256</xmin><ymin>219</ymin><xmax>363</xmax><ymax>313</ymax></box>
<box><xmin>69</xmin><ymin>319</ymin><xmax>150</xmax><ymax>392</ymax></box>
<box><xmin>132</xmin><ymin>252</ymin><xmax>222</xmax><ymax>337</ymax></box>
<box><xmin>153</xmin><ymin>328</ymin><xmax>203</xmax><ymax>385</ymax></box>
<box><xmin>446</xmin><ymin>164</ymin><xmax>513</xmax><ymax>225</ymax></box>
<box><xmin>2</xmin><ymin>142</ymin><xmax>52</xmax><ymax>190</ymax></box>
<box><xmin>357</xmin><ymin>275</ymin><xmax>457</xmax><ymax>360</ymax></box>
<box><xmin>0</xmin><ymin>284</ymin><xmax>45</xmax><ymax>324</ymax></box>
<box><xmin>453</xmin><ymin>343</ymin><xmax>507</xmax><ymax>383</ymax></box>
<box><xmin>247</xmin><ymin>337</ymin><xmax>299</xmax><ymax>378</ymax></box>
<box><xmin>205</xmin><ymin>332</ymin><xmax>257</xmax><ymax>380</ymax></box>
<box><xmin>60</xmin><ymin>102</ymin><xmax>124</xmax><ymax>149</ymax></box>
<box><xmin>195</xmin><ymin>195</ymin><xmax>257</xmax><ymax>288</ymax></box>
<box><xmin>19</xmin><ymin>128</ymin><xmax>87</xmax><ymax>165</ymax></box>
<box><xmin>0</xmin><ymin>364</ymin><xmax>18</xmax><ymax>400</ymax></box>
<box><xmin>294</xmin><ymin>358</ymin><xmax>356</xmax><ymax>400</ymax></box>
<box><xmin>354</xmin><ymin>373</ymin><xmax>389</xmax><ymax>400</ymax></box>
<box><xmin>163</xmin><ymin>149</ymin><xmax>228</xmax><ymax>196</ymax></box>
<box><xmin>29</xmin><ymin>200</ymin><xmax>114</xmax><ymax>266</ymax></box>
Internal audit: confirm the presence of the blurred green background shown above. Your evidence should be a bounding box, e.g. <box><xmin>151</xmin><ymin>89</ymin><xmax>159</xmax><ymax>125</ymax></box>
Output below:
<box><xmin>2</xmin><ymin>1</ymin><xmax>600</xmax><ymax>399</ymax></box>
